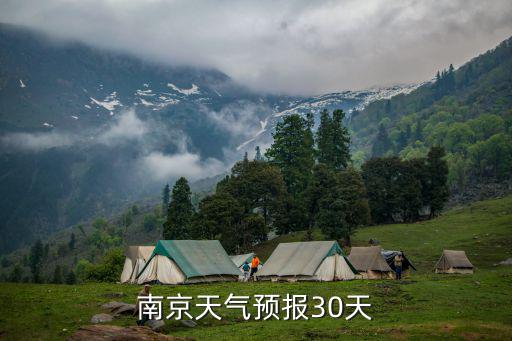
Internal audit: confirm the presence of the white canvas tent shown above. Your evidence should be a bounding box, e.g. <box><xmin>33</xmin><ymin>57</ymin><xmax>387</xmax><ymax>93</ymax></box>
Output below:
<box><xmin>120</xmin><ymin>246</ymin><xmax>154</xmax><ymax>284</ymax></box>
<box><xmin>435</xmin><ymin>250</ymin><xmax>474</xmax><ymax>274</ymax></box>
<box><xmin>257</xmin><ymin>241</ymin><xmax>357</xmax><ymax>282</ymax></box>
<box><xmin>348</xmin><ymin>246</ymin><xmax>394</xmax><ymax>279</ymax></box>
<box><xmin>230</xmin><ymin>253</ymin><xmax>255</xmax><ymax>269</ymax></box>
<box><xmin>136</xmin><ymin>240</ymin><xmax>241</xmax><ymax>285</ymax></box>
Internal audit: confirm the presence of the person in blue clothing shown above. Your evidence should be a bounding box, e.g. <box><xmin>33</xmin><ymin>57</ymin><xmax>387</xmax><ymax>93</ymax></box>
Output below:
<box><xmin>242</xmin><ymin>261</ymin><xmax>251</xmax><ymax>282</ymax></box>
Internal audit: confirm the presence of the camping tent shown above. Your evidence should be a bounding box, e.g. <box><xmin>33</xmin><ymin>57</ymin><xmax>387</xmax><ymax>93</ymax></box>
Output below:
<box><xmin>435</xmin><ymin>250</ymin><xmax>474</xmax><ymax>274</ymax></box>
<box><xmin>230</xmin><ymin>253</ymin><xmax>255</xmax><ymax>269</ymax></box>
<box><xmin>257</xmin><ymin>241</ymin><xmax>357</xmax><ymax>281</ymax></box>
<box><xmin>381</xmin><ymin>250</ymin><xmax>417</xmax><ymax>272</ymax></box>
<box><xmin>136</xmin><ymin>240</ymin><xmax>242</xmax><ymax>284</ymax></box>
<box><xmin>348</xmin><ymin>246</ymin><xmax>394</xmax><ymax>279</ymax></box>
<box><xmin>120</xmin><ymin>246</ymin><xmax>154</xmax><ymax>284</ymax></box>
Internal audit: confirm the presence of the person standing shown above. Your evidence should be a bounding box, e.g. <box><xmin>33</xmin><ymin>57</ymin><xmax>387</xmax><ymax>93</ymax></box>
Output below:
<box><xmin>394</xmin><ymin>252</ymin><xmax>403</xmax><ymax>280</ymax></box>
<box><xmin>242</xmin><ymin>261</ymin><xmax>251</xmax><ymax>282</ymax></box>
<box><xmin>250</xmin><ymin>255</ymin><xmax>260</xmax><ymax>281</ymax></box>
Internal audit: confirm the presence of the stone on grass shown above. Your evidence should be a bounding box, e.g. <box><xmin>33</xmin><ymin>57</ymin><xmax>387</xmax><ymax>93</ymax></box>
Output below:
<box><xmin>90</xmin><ymin>313</ymin><xmax>113</xmax><ymax>324</ymax></box>
<box><xmin>147</xmin><ymin>319</ymin><xmax>166</xmax><ymax>331</ymax></box>
<box><xmin>180</xmin><ymin>320</ymin><xmax>198</xmax><ymax>328</ymax></box>
<box><xmin>101</xmin><ymin>301</ymin><xmax>125</xmax><ymax>310</ymax></box>
<box><xmin>112</xmin><ymin>304</ymin><xmax>136</xmax><ymax>315</ymax></box>
<box><xmin>497</xmin><ymin>258</ymin><xmax>512</xmax><ymax>266</ymax></box>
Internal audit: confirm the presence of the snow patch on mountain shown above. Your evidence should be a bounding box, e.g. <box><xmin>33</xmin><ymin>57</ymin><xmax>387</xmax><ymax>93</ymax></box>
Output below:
<box><xmin>236</xmin><ymin>116</ymin><xmax>270</xmax><ymax>151</ymax></box>
<box><xmin>138</xmin><ymin>96</ymin><xmax>179</xmax><ymax>110</ymax></box>
<box><xmin>238</xmin><ymin>83</ymin><xmax>421</xmax><ymax>152</ymax></box>
<box><xmin>275</xmin><ymin>84</ymin><xmax>421</xmax><ymax>118</ymax></box>
<box><xmin>90</xmin><ymin>92</ymin><xmax>122</xmax><ymax>111</ymax></box>
<box><xmin>167</xmin><ymin>83</ymin><xmax>200</xmax><ymax>95</ymax></box>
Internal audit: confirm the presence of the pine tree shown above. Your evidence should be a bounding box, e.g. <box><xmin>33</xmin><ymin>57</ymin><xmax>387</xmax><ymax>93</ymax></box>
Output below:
<box><xmin>162</xmin><ymin>184</ymin><xmax>170</xmax><ymax>213</ymax></box>
<box><xmin>68</xmin><ymin>233</ymin><xmax>76</xmax><ymax>251</ymax></box>
<box><xmin>52</xmin><ymin>265</ymin><xmax>63</xmax><ymax>284</ymax></box>
<box><xmin>316</xmin><ymin>110</ymin><xmax>333</xmax><ymax>165</ymax></box>
<box><xmin>163</xmin><ymin>177</ymin><xmax>193</xmax><ymax>239</ymax></box>
<box><xmin>254</xmin><ymin>146</ymin><xmax>263</xmax><ymax>161</ymax></box>
<box><xmin>29</xmin><ymin>239</ymin><xmax>44</xmax><ymax>283</ymax></box>
<box><xmin>425</xmin><ymin>147</ymin><xmax>449</xmax><ymax>217</ymax></box>
<box><xmin>446</xmin><ymin>64</ymin><xmax>456</xmax><ymax>92</ymax></box>
<box><xmin>414</xmin><ymin>120</ymin><xmax>423</xmax><ymax>142</ymax></box>
<box><xmin>385</xmin><ymin>100</ymin><xmax>392</xmax><ymax>115</ymax></box>
<box><xmin>8</xmin><ymin>264</ymin><xmax>23</xmax><ymax>283</ymax></box>
<box><xmin>65</xmin><ymin>269</ymin><xmax>77</xmax><ymax>285</ymax></box>
<box><xmin>371</xmin><ymin>124</ymin><xmax>392</xmax><ymax>157</ymax></box>
<box><xmin>331</xmin><ymin>109</ymin><xmax>351</xmax><ymax>170</ymax></box>
<box><xmin>266</xmin><ymin>114</ymin><xmax>315</xmax><ymax>195</ymax></box>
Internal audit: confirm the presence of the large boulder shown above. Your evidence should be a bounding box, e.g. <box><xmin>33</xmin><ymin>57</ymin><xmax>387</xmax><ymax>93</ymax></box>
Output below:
<box><xmin>68</xmin><ymin>325</ymin><xmax>187</xmax><ymax>340</ymax></box>
<box><xmin>90</xmin><ymin>314</ymin><xmax>113</xmax><ymax>324</ymax></box>
<box><xmin>112</xmin><ymin>304</ymin><xmax>136</xmax><ymax>315</ymax></box>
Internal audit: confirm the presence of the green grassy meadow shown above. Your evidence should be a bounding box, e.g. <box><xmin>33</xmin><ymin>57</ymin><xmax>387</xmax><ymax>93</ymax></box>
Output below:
<box><xmin>1</xmin><ymin>196</ymin><xmax>511</xmax><ymax>340</ymax></box>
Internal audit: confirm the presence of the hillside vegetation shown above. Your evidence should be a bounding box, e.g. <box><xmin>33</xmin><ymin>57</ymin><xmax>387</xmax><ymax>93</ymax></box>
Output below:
<box><xmin>350</xmin><ymin>37</ymin><xmax>512</xmax><ymax>197</ymax></box>
<box><xmin>0</xmin><ymin>196</ymin><xmax>511</xmax><ymax>340</ymax></box>
<box><xmin>255</xmin><ymin>195</ymin><xmax>512</xmax><ymax>268</ymax></box>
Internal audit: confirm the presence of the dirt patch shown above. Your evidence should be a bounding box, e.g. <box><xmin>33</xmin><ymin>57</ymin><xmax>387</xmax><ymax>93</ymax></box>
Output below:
<box><xmin>441</xmin><ymin>323</ymin><xmax>456</xmax><ymax>332</ymax></box>
<box><xmin>461</xmin><ymin>332</ymin><xmax>484</xmax><ymax>341</ymax></box>
<box><xmin>388</xmin><ymin>328</ymin><xmax>408</xmax><ymax>340</ymax></box>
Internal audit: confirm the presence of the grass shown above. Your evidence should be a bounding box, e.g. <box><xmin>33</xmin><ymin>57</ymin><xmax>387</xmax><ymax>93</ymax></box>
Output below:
<box><xmin>1</xmin><ymin>196</ymin><xmax>511</xmax><ymax>340</ymax></box>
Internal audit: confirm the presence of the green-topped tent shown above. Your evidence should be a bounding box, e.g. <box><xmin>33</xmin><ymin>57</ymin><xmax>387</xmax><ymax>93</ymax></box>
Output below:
<box><xmin>257</xmin><ymin>241</ymin><xmax>357</xmax><ymax>282</ymax></box>
<box><xmin>137</xmin><ymin>240</ymin><xmax>241</xmax><ymax>284</ymax></box>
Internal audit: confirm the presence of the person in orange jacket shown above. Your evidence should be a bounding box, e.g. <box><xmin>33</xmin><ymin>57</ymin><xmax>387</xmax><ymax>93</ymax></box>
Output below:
<box><xmin>250</xmin><ymin>255</ymin><xmax>260</xmax><ymax>281</ymax></box>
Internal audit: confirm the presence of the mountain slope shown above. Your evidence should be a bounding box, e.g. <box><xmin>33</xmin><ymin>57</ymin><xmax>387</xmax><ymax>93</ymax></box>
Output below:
<box><xmin>0</xmin><ymin>24</ymin><xmax>417</xmax><ymax>254</ymax></box>
<box><xmin>349</xmin><ymin>36</ymin><xmax>512</xmax><ymax>189</ymax></box>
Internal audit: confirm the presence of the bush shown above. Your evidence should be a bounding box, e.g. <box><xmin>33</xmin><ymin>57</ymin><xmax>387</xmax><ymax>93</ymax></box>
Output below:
<box><xmin>143</xmin><ymin>213</ymin><xmax>158</xmax><ymax>231</ymax></box>
<box><xmin>75</xmin><ymin>259</ymin><xmax>92</xmax><ymax>283</ymax></box>
<box><xmin>83</xmin><ymin>248</ymin><xmax>125</xmax><ymax>282</ymax></box>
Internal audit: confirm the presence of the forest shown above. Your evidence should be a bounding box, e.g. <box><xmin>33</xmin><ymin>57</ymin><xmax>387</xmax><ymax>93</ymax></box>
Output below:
<box><xmin>350</xmin><ymin>37</ymin><xmax>512</xmax><ymax>196</ymax></box>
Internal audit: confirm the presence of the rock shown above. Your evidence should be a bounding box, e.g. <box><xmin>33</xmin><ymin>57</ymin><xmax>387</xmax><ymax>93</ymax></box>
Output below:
<box><xmin>147</xmin><ymin>319</ymin><xmax>166</xmax><ymax>331</ymax></box>
<box><xmin>112</xmin><ymin>304</ymin><xmax>136</xmax><ymax>315</ymax></box>
<box><xmin>69</xmin><ymin>325</ymin><xmax>185</xmax><ymax>340</ymax></box>
<box><xmin>497</xmin><ymin>258</ymin><xmax>512</xmax><ymax>266</ymax></box>
<box><xmin>180</xmin><ymin>320</ymin><xmax>198</xmax><ymax>328</ymax></box>
<box><xmin>90</xmin><ymin>313</ymin><xmax>113</xmax><ymax>324</ymax></box>
<box><xmin>101</xmin><ymin>301</ymin><xmax>126</xmax><ymax>310</ymax></box>
<box><xmin>368</xmin><ymin>238</ymin><xmax>380</xmax><ymax>246</ymax></box>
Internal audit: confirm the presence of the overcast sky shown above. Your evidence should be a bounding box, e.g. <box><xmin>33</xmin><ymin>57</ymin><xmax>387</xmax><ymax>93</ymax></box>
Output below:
<box><xmin>1</xmin><ymin>0</ymin><xmax>511</xmax><ymax>95</ymax></box>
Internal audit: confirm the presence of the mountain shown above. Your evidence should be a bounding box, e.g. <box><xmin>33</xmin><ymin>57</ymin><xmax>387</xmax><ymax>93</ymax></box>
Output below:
<box><xmin>0</xmin><ymin>24</ymin><xmax>417</xmax><ymax>254</ymax></box>
<box><xmin>348</xmin><ymin>36</ymin><xmax>512</xmax><ymax>196</ymax></box>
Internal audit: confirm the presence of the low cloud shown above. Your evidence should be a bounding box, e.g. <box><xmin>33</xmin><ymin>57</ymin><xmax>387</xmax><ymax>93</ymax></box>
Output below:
<box><xmin>97</xmin><ymin>109</ymin><xmax>148</xmax><ymax>145</ymax></box>
<box><xmin>203</xmin><ymin>102</ymin><xmax>269</xmax><ymax>140</ymax></box>
<box><xmin>141</xmin><ymin>151</ymin><xmax>225</xmax><ymax>182</ymax></box>
<box><xmin>0</xmin><ymin>109</ymin><xmax>147</xmax><ymax>151</ymax></box>
<box><xmin>0</xmin><ymin>108</ymin><xmax>239</xmax><ymax>183</ymax></box>
<box><xmin>0</xmin><ymin>131</ymin><xmax>75</xmax><ymax>151</ymax></box>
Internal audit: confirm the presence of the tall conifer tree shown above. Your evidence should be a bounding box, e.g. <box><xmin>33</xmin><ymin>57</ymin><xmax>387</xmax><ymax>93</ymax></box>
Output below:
<box><xmin>163</xmin><ymin>177</ymin><xmax>193</xmax><ymax>239</ymax></box>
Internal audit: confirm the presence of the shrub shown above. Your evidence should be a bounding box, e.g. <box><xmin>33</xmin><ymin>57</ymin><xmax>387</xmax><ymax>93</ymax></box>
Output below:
<box><xmin>83</xmin><ymin>248</ymin><xmax>125</xmax><ymax>282</ymax></box>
